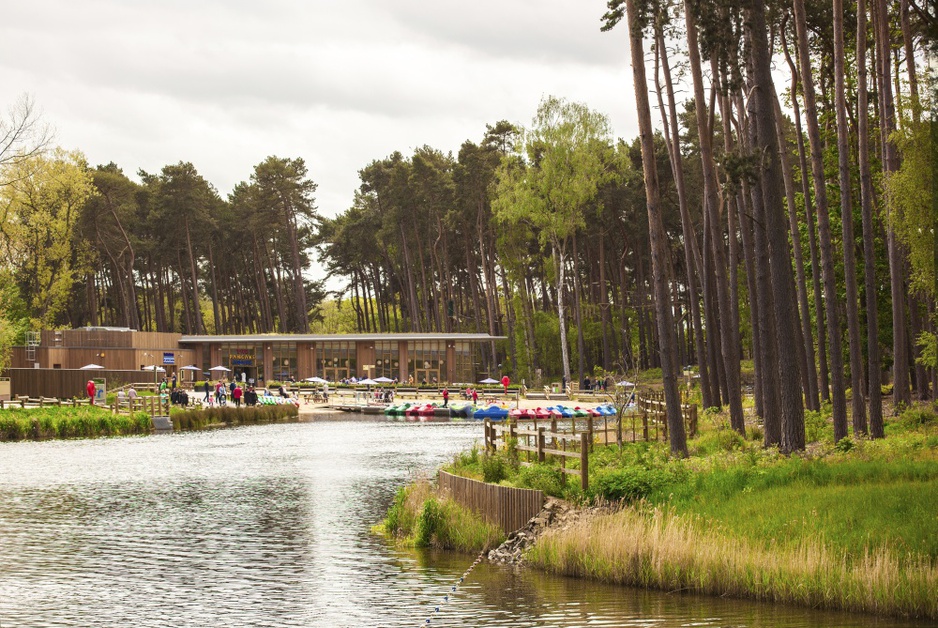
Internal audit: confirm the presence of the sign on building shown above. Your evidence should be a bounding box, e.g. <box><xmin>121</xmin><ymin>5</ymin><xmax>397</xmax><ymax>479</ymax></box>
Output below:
<box><xmin>163</xmin><ymin>352</ymin><xmax>175</xmax><ymax>365</ymax></box>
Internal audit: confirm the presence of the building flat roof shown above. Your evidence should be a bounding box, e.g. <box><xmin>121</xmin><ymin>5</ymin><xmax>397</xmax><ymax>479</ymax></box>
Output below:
<box><xmin>178</xmin><ymin>333</ymin><xmax>506</xmax><ymax>344</ymax></box>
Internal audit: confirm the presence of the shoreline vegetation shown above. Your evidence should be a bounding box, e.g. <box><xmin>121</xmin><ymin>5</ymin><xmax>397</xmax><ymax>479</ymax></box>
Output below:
<box><xmin>378</xmin><ymin>402</ymin><xmax>938</xmax><ymax>620</ymax></box>
<box><xmin>0</xmin><ymin>404</ymin><xmax>299</xmax><ymax>442</ymax></box>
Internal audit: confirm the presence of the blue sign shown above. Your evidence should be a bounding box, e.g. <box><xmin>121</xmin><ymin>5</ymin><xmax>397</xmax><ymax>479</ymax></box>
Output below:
<box><xmin>231</xmin><ymin>359</ymin><xmax>253</xmax><ymax>366</ymax></box>
<box><xmin>163</xmin><ymin>352</ymin><xmax>175</xmax><ymax>365</ymax></box>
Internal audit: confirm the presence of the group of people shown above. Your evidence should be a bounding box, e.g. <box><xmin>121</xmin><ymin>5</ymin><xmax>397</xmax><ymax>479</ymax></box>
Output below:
<box><xmin>203</xmin><ymin>380</ymin><xmax>262</xmax><ymax>407</ymax></box>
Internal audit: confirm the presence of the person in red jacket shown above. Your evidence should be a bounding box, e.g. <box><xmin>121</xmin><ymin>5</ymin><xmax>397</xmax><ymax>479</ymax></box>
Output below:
<box><xmin>442</xmin><ymin>387</ymin><xmax>449</xmax><ymax>408</ymax></box>
<box><xmin>233</xmin><ymin>384</ymin><xmax>243</xmax><ymax>408</ymax></box>
<box><xmin>86</xmin><ymin>380</ymin><xmax>96</xmax><ymax>405</ymax></box>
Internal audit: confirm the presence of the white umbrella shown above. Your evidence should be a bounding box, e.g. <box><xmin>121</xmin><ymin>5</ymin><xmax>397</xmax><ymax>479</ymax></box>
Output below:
<box><xmin>142</xmin><ymin>365</ymin><xmax>166</xmax><ymax>372</ymax></box>
<box><xmin>374</xmin><ymin>376</ymin><xmax>394</xmax><ymax>383</ymax></box>
<box><xmin>358</xmin><ymin>378</ymin><xmax>378</xmax><ymax>386</ymax></box>
<box><xmin>305</xmin><ymin>376</ymin><xmax>328</xmax><ymax>383</ymax></box>
<box><xmin>209</xmin><ymin>365</ymin><xmax>231</xmax><ymax>372</ymax></box>
<box><xmin>479</xmin><ymin>377</ymin><xmax>499</xmax><ymax>384</ymax></box>
<box><xmin>616</xmin><ymin>380</ymin><xmax>635</xmax><ymax>387</ymax></box>
<box><xmin>179</xmin><ymin>365</ymin><xmax>201</xmax><ymax>371</ymax></box>
<box><xmin>79</xmin><ymin>363</ymin><xmax>105</xmax><ymax>370</ymax></box>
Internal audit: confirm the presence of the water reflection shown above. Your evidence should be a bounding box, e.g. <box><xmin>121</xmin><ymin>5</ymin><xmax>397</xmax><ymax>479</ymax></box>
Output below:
<box><xmin>0</xmin><ymin>419</ymin><xmax>928</xmax><ymax>627</ymax></box>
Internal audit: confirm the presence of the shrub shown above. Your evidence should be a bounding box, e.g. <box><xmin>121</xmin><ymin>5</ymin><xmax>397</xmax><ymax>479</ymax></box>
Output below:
<box><xmin>805</xmin><ymin>405</ymin><xmax>833</xmax><ymax>443</ymax></box>
<box><xmin>692</xmin><ymin>428</ymin><xmax>746</xmax><ymax>456</ymax></box>
<box><xmin>481</xmin><ymin>452</ymin><xmax>509</xmax><ymax>484</ymax></box>
<box><xmin>589</xmin><ymin>466</ymin><xmax>676</xmax><ymax>503</ymax></box>
<box><xmin>517</xmin><ymin>463</ymin><xmax>565</xmax><ymax>496</ymax></box>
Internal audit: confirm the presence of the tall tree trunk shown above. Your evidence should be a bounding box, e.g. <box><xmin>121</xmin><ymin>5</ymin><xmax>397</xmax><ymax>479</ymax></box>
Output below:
<box><xmin>750</xmin><ymin>0</ymin><xmax>805</xmax><ymax>451</ymax></box>
<box><xmin>873</xmin><ymin>0</ymin><xmax>910</xmax><ymax>409</ymax></box>
<box><xmin>899</xmin><ymin>0</ymin><xmax>920</xmax><ymax>123</ymax></box>
<box><xmin>572</xmin><ymin>235</ymin><xmax>587</xmax><ymax>386</ymax></box>
<box><xmin>627</xmin><ymin>0</ymin><xmax>687</xmax><ymax>455</ymax></box>
<box><xmin>183</xmin><ymin>217</ymin><xmax>203</xmax><ymax>335</ymax></box>
<box><xmin>782</xmin><ymin>28</ymin><xmax>830</xmax><ymax>403</ymax></box>
<box><xmin>685</xmin><ymin>5</ymin><xmax>744</xmax><ymax>432</ymax></box>
<box><xmin>655</xmin><ymin>30</ymin><xmax>712</xmax><ymax>408</ymax></box>
<box><xmin>553</xmin><ymin>239</ymin><xmax>572</xmax><ymax>386</ymax></box>
<box><xmin>793</xmin><ymin>0</ymin><xmax>848</xmax><ymax>439</ymax></box>
<box><xmin>771</xmin><ymin>83</ymin><xmax>820</xmax><ymax>411</ymax></box>
<box><xmin>744</xmin><ymin>88</ymin><xmax>782</xmax><ymax>444</ymax></box>
<box><xmin>598</xmin><ymin>230</ymin><xmax>612</xmax><ymax>371</ymax></box>
<box><xmin>834</xmin><ymin>0</ymin><xmax>868</xmax><ymax>435</ymax></box>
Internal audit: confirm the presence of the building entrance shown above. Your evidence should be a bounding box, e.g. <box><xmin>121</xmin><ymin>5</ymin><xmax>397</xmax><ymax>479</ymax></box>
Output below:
<box><xmin>231</xmin><ymin>367</ymin><xmax>256</xmax><ymax>384</ymax></box>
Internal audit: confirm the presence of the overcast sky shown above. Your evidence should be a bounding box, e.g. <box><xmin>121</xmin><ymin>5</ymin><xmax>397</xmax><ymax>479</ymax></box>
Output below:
<box><xmin>0</xmin><ymin>0</ymin><xmax>640</xmax><ymax>221</ymax></box>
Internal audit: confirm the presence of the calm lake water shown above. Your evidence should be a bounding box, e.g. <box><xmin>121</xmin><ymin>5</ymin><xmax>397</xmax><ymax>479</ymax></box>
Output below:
<box><xmin>0</xmin><ymin>418</ymin><xmax>928</xmax><ymax>627</ymax></box>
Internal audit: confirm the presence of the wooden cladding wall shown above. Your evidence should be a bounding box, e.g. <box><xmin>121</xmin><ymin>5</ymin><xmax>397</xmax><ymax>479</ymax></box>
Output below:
<box><xmin>6</xmin><ymin>369</ymin><xmax>162</xmax><ymax>400</ymax></box>
<box><xmin>438</xmin><ymin>470</ymin><xmax>544</xmax><ymax>533</ymax></box>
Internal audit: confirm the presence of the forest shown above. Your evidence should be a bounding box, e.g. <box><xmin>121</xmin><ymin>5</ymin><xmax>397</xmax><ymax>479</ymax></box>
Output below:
<box><xmin>0</xmin><ymin>0</ymin><xmax>933</xmax><ymax>454</ymax></box>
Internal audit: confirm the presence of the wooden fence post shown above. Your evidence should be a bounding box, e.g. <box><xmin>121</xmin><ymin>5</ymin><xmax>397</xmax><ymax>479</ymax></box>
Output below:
<box><xmin>580</xmin><ymin>432</ymin><xmax>589</xmax><ymax>492</ymax></box>
<box><xmin>537</xmin><ymin>427</ymin><xmax>545</xmax><ymax>463</ymax></box>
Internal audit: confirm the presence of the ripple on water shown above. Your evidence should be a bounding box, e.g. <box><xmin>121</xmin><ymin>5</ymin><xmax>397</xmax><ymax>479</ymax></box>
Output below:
<box><xmin>0</xmin><ymin>421</ymin><xmax>929</xmax><ymax>627</ymax></box>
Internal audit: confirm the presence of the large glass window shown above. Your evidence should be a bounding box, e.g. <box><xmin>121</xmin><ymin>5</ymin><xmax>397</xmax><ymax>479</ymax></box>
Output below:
<box><xmin>319</xmin><ymin>342</ymin><xmax>356</xmax><ymax>382</ymax></box>
<box><xmin>453</xmin><ymin>342</ymin><xmax>476</xmax><ymax>385</ymax></box>
<box><xmin>374</xmin><ymin>341</ymin><xmax>400</xmax><ymax>381</ymax></box>
<box><xmin>271</xmin><ymin>342</ymin><xmax>297</xmax><ymax>381</ymax></box>
<box><xmin>408</xmin><ymin>341</ymin><xmax>445</xmax><ymax>385</ymax></box>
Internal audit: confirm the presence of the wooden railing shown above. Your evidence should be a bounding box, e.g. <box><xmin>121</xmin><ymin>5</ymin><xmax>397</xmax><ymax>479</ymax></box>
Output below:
<box><xmin>438</xmin><ymin>470</ymin><xmax>544</xmax><ymax>533</ymax></box>
<box><xmin>636</xmin><ymin>391</ymin><xmax>698</xmax><ymax>439</ymax></box>
<box><xmin>0</xmin><ymin>394</ymin><xmax>170</xmax><ymax>418</ymax></box>
<box><xmin>484</xmin><ymin>418</ymin><xmax>591</xmax><ymax>491</ymax></box>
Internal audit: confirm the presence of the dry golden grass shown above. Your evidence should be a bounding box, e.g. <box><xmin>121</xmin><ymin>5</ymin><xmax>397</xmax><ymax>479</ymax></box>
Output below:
<box><xmin>526</xmin><ymin>506</ymin><xmax>937</xmax><ymax>619</ymax></box>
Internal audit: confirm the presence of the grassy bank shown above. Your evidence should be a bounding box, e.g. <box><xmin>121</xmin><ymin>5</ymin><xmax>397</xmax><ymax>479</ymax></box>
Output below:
<box><xmin>0</xmin><ymin>403</ymin><xmax>301</xmax><ymax>441</ymax></box>
<box><xmin>0</xmin><ymin>406</ymin><xmax>152</xmax><ymax>440</ymax></box>
<box><xmin>441</xmin><ymin>404</ymin><xmax>938</xmax><ymax>618</ymax></box>
<box><xmin>375</xmin><ymin>479</ymin><xmax>505</xmax><ymax>554</ymax></box>
<box><xmin>526</xmin><ymin>505</ymin><xmax>936</xmax><ymax>618</ymax></box>
<box><xmin>169</xmin><ymin>404</ymin><xmax>299</xmax><ymax>430</ymax></box>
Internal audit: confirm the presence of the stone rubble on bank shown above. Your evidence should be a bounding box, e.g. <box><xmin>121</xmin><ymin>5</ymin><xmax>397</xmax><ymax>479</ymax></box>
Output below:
<box><xmin>487</xmin><ymin>497</ymin><xmax>607</xmax><ymax>565</ymax></box>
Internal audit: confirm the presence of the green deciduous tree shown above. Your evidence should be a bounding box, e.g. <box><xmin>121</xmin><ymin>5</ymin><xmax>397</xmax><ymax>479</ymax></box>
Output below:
<box><xmin>493</xmin><ymin>95</ymin><xmax>614</xmax><ymax>387</ymax></box>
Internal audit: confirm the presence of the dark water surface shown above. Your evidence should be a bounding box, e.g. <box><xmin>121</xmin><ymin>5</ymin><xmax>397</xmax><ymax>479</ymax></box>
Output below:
<box><xmin>0</xmin><ymin>419</ymin><xmax>927</xmax><ymax>627</ymax></box>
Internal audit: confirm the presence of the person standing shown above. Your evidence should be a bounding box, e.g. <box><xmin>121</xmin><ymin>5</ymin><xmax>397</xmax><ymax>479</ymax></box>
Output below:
<box><xmin>471</xmin><ymin>388</ymin><xmax>478</xmax><ymax>405</ymax></box>
<box><xmin>86</xmin><ymin>380</ymin><xmax>96</xmax><ymax>405</ymax></box>
<box><xmin>323</xmin><ymin>382</ymin><xmax>329</xmax><ymax>403</ymax></box>
<box><xmin>171</xmin><ymin>373</ymin><xmax>177</xmax><ymax>390</ymax></box>
<box><xmin>233</xmin><ymin>384</ymin><xmax>242</xmax><ymax>408</ymax></box>
<box><xmin>442</xmin><ymin>387</ymin><xmax>449</xmax><ymax>408</ymax></box>
<box><xmin>203</xmin><ymin>380</ymin><xmax>211</xmax><ymax>403</ymax></box>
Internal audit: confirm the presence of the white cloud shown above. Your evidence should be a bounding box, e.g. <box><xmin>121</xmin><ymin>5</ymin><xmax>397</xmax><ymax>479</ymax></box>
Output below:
<box><xmin>0</xmin><ymin>0</ymin><xmax>639</xmax><ymax>229</ymax></box>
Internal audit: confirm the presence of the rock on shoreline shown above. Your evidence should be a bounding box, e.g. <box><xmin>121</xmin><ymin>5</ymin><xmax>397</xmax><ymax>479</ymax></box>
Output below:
<box><xmin>487</xmin><ymin>498</ymin><xmax>611</xmax><ymax>564</ymax></box>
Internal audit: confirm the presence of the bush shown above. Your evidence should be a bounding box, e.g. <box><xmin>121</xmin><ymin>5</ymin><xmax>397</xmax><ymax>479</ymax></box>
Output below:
<box><xmin>692</xmin><ymin>428</ymin><xmax>746</xmax><ymax>456</ymax></box>
<box><xmin>805</xmin><ymin>405</ymin><xmax>832</xmax><ymax>443</ymax></box>
<box><xmin>517</xmin><ymin>463</ymin><xmax>565</xmax><ymax>496</ymax></box>
<box><xmin>589</xmin><ymin>466</ymin><xmax>676</xmax><ymax>503</ymax></box>
<box><xmin>481</xmin><ymin>453</ymin><xmax>509</xmax><ymax>484</ymax></box>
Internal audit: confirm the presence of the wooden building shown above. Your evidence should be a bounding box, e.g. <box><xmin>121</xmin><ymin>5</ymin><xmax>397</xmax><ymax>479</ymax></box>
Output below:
<box><xmin>7</xmin><ymin>328</ymin><xmax>504</xmax><ymax>394</ymax></box>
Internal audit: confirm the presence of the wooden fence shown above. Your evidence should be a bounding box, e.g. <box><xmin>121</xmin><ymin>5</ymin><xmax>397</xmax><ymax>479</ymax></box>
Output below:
<box><xmin>0</xmin><ymin>394</ymin><xmax>170</xmax><ymax>417</ymax></box>
<box><xmin>4</xmin><ymin>368</ymin><xmax>164</xmax><ymax>400</ymax></box>
<box><xmin>484</xmin><ymin>418</ymin><xmax>591</xmax><ymax>490</ymax></box>
<box><xmin>438</xmin><ymin>470</ymin><xmax>544</xmax><ymax>533</ymax></box>
<box><xmin>636</xmin><ymin>391</ymin><xmax>698</xmax><ymax>440</ymax></box>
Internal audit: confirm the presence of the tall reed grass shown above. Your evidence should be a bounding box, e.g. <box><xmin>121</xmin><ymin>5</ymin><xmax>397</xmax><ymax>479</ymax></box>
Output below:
<box><xmin>526</xmin><ymin>505</ymin><xmax>937</xmax><ymax>619</ymax></box>
<box><xmin>377</xmin><ymin>479</ymin><xmax>505</xmax><ymax>554</ymax></box>
<box><xmin>169</xmin><ymin>404</ymin><xmax>298</xmax><ymax>430</ymax></box>
<box><xmin>0</xmin><ymin>407</ymin><xmax>151</xmax><ymax>441</ymax></box>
